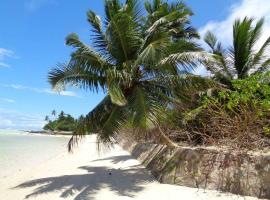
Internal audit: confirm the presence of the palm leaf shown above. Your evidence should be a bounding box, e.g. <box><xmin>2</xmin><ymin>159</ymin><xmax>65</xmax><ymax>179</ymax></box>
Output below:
<box><xmin>106</xmin><ymin>6</ymin><xmax>142</xmax><ymax>63</ymax></box>
<box><xmin>160</xmin><ymin>51</ymin><xmax>211</xmax><ymax>71</ymax></box>
<box><xmin>68</xmin><ymin>96</ymin><xmax>126</xmax><ymax>151</ymax></box>
<box><xmin>87</xmin><ymin>10</ymin><xmax>114</xmax><ymax>62</ymax></box>
<box><xmin>48</xmin><ymin>63</ymin><xmax>106</xmax><ymax>92</ymax></box>
<box><xmin>204</xmin><ymin>31</ymin><xmax>218</xmax><ymax>51</ymax></box>
<box><xmin>107</xmin><ymin>81</ymin><xmax>127</xmax><ymax>106</ymax></box>
<box><xmin>129</xmin><ymin>86</ymin><xmax>160</xmax><ymax>130</ymax></box>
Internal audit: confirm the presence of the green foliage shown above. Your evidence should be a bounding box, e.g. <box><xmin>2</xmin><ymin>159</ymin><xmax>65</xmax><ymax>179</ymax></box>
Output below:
<box><xmin>181</xmin><ymin>73</ymin><xmax>270</xmax><ymax>148</ymax></box>
<box><xmin>204</xmin><ymin>72</ymin><xmax>270</xmax><ymax>114</ymax></box>
<box><xmin>43</xmin><ymin>111</ymin><xmax>78</xmax><ymax>132</ymax></box>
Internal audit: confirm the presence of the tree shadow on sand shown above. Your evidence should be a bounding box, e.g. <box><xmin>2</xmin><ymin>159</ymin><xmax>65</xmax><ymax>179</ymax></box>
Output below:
<box><xmin>14</xmin><ymin>165</ymin><xmax>155</xmax><ymax>200</ymax></box>
<box><xmin>91</xmin><ymin>155</ymin><xmax>134</xmax><ymax>164</ymax></box>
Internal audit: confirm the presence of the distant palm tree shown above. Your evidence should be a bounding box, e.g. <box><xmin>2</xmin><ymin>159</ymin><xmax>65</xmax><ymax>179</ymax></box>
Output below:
<box><xmin>204</xmin><ymin>17</ymin><xmax>270</xmax><ymax>87</ymax></box>
<box><xmin>48</xmin><ymin>0</ymin><xmax>208</xmax><ymax>151</ymax></box>
<box><xmin>45</xmin><ymin>115</ymin><xmax>49</xmax><ymax>122</ymax></box>
<box><xmin>58</xmin><ymin>111</ymin><xmax>65</xmax><ymax>121</ymax></box>
<box><xmin>52</xmin><ymin>110</ymin><xmax>56</xmax><ymax>117</ymax></box>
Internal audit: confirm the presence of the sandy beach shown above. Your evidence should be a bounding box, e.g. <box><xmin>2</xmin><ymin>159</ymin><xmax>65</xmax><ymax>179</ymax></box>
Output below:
<box><xmin>0</xmin><ymin>135</ymin><xmax>259</xmax><ymax>200</ymax></box>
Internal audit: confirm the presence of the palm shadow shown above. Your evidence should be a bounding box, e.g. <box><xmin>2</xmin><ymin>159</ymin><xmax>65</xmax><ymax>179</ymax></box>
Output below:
<box><xmin>91</xmin><ymin>155</ymin><xmax>134</xmax><ymax>164</ymax></box>
<box><xmin>15</xmin><ymin>165</ymin><xmax>155</xmax><ymax>200</ymax></box>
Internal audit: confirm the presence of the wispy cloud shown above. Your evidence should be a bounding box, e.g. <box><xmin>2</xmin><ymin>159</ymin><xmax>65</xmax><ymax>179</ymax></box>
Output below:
<box><xmin>25</xmin><ymin>0</ymin><xmax>56</xmax><ymax>11</ymax></box>
<box><xmin>0</xmin><ymin>48</ymin><xmax>15</xmax><ymax>60</ymax></box>
<box><xmin>0</xmin><ymin>98</ymin><xmax>15</xmax><ymax>104</ymax></box>
<box><xmin>0</xmin><ymin>108</ymin><xmax>45</xmax><ymax>130</ymax></box>
<box><xmin>197</xmin><ymin>0</ymin><xmax>270</xmax><ymax>75</ymax></box>
<box><xmin>1</xmin><ymin>84</ymin><xmax>80</xmax><ymax>98</ymax></box>
<box><xmin>0</xmin><ymin>48</ymin><xmax>16</xmax><ymax>68</ymax></box>
<box><xmin>0</xmin><ymin>62</ymin><xmax>10</xmax><ymax>68</ymax></box>
<box><xmin>43</xmin><ymin>88</ymin><xmax>79</xmax><ymax>97</ymax></box>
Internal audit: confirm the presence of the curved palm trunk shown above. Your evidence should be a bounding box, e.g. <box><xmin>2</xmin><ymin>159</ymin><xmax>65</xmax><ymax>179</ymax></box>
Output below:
<box><xmin>158</xmin><ymin>126</ymin><xmax>178</xmax><ymax>147</ymax></box>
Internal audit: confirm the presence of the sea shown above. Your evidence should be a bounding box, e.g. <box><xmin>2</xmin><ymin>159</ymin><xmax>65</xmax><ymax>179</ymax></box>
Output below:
<box><xmin>0</xmin><ymin>129</ymin><xmax>69</xmax><ymax>179</ymax></box>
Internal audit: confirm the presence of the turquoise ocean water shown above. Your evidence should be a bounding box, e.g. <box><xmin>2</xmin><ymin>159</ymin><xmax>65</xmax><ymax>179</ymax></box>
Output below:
<box><xmin>0</xmin><ymin>130</ymin><xmax>69</xmax><ymax>179</ymax></box>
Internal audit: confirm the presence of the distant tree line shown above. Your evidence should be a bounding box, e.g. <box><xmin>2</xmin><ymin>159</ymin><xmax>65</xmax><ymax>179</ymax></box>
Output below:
<box><xmin>43</xmin><ymin>110</ymin><xmax>81</xmax><ymax>132</ymax></box>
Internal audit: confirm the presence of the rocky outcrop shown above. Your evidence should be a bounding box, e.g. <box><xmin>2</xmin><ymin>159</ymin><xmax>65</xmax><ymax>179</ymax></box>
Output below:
<box><xmin>119</xmin><ymin>140</ymin><xmax>270</xmax><ymax>199</ymax></box>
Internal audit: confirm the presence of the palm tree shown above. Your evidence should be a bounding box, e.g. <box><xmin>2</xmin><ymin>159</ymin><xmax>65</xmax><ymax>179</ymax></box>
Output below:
<box><xmin>45</xmin><ymin>115</ymin><xmax>49</xmax><ymax>122</ymax></box>
<box><xmin>51</xmin><ymin>110</ymin><xmax>56</xmax><ymax>117</ymax></box>
<box><xmin>58</xmin><ymin>111</ymin><xmax>65</xmax><ymax>121</ymax></box>
<box><xmin>48</xmin><ymin>0</ymin><xmax>208</xmax><ymax>151</ymax></box>
<box><xmin>203</xmin><ymin>17</ymin><xmax>270</xmax><ymax>87</ymax></box>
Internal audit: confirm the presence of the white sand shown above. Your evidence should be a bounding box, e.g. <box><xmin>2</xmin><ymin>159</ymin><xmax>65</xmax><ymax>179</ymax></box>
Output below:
<box><xmin>0</xmin><ymin>135</ymin><xmax>259</xmax><ymax>200</ymax></box>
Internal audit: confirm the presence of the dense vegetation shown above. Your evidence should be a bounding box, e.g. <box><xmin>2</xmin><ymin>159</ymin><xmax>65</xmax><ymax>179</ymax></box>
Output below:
<box><xmin>176</xmin><ymin>72</ymin><xmax>270</xmax><ymax>149</ymax></box>
<box><xmin>48</xmin><ymin>0</ymin><xmax>270</xmax><ymax>151</ymax></box>
<box><xmin>43</xmin><ymin>111</ymin><xmax>78</xmax><ymax>132</ymax></box>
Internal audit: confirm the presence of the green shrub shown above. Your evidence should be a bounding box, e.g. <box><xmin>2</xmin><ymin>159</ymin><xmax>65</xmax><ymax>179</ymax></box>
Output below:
<box><xmin>213</xmin><ymin>72</ymin><xmax>270</xmax><ymax>112</ymax></box>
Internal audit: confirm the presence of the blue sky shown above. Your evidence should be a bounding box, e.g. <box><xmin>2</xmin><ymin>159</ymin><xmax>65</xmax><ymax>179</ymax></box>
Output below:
<box><xmin>1</xmin><ymin>0</ymin><xmax>269</xmax><ymax>130</ymax></box>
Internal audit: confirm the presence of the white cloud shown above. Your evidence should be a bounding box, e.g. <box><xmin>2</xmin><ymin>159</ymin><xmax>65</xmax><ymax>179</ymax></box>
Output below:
<box><xmin>0</xmin><ymin>108</ymin><xmax>45</xmax><ymax>130</ymax></box>
<box><xmin>0</xmin><ymin>98</ymin><xmax>15</xmax><ymax>104</ymax></box>
<box><xmin>25</xmin><ymin>0</ymin><xmax>56</xmax><ymax>11</ymax></box>
<box><xmin>0</xmin><ymin>48</ymin><xmax>15</xmax><ymax>60</ymax></box>
<box><xmin>197</xmin><ymin>0</ymin><xmax>270</xmax><ymax>75</ymax></box>
<box><xmin>0</xmin><ymin>62</ymin><xmax>10</xmax><ymax>68</ymax></box>
<box><xmin>59</xmin><ymin>91</ymin><xmax>78</xmax><ymax>97</ymax></box>
<box><xmin>43</xmin><ymin>88</ymin><xmax>78</xmax><ymax>97</ymax></box>
<box><xmin>0</xmin><ymin>48</ymin><xmax>16</xmax><ymax>68</ymax></box>
<box><xmin>1</xmin><ymin>84</ymin><xmax>80</xmax><ymax>98</ymax></box>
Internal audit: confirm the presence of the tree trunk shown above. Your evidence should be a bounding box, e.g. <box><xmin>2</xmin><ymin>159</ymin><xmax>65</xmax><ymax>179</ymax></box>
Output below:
<box><xmin>158</xmin><ymin>126</ymin><xmax>178</xmax><ymax>147</ymax></box>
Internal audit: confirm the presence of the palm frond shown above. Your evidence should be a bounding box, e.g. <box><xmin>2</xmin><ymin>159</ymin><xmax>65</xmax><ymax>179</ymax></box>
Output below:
<box><xmin>105</xmin><ymin>0</ymin><xmax>122</xmax><ymax>23</ymax></box>
<box><xmin>160</xmin><ymin>51</ymin><xmax>211</xmax><ymax>71</ymax></box>
<box><xmin>129</xmin><ymin>86</ymin><xmax>160</xmax><ymax>130</ymax></box>
<box><xmin>125</xmin><ymin>0</ymin><xmax>143</xmax><ymax>24</ymax></box>
<box><xmin>107</xmin><ymin>80</ymin><xmax>127</xmax><ymax>106</ymax></box>
<box><xmin>249</xmin><ymin>18</ymin><xmax>264</xmax><ymax>50</ymax></box>
<box><xmin>146</xmin><ymin>9</ymin><xmax>189</xmax><ymax>37</ymax></box>
<box><xmin>232</xmin><ymin>17</ymin><xmax>254</xmax><ymax>78</ymax></box>
<box><xmin>150</xmin><ymin>74</ymin><xmax>214</xmax><ymax>92</ymax></box>
<box><xmin>106</xmin><ymin>68</ymin><xmax>133</xmax><ymax>86</ymax></box>
<box><xmin>251</xmin><ymin>36</ymin><xmax>270</xmax><ymax>70</ymax></box>
<box><xmin>204</xmin><ymin>31</ymin><xmax>218</xmax><ymax>51</ymax></box>
<box><xmin>144</xmin><ymin>0</ymin><xmax>161</xmax><ymax>14</ymax></box>
<box><xmin>137</xmin><ymin>31</ymin><xmax>170</xmax><ymax>66</ymax></box>
<box><xmin>68</xmin><ymin>96</ymin><xmax>126</xmax><ymax>151</ymax></box>
<box><xmin>255</xmin><ymin>58</ymin><xmax>270</xmax><ymax>73</ymax></box>
<box><xmin>87</xmin><ymin>10</ymin><xmax>114</xmax><ymax>62</ymax></box>
<box><xmin>48</xmin><ymin>62</ymin><xmax>106</xmax><ymax>92</ymax></box>
<box><xmin>105</xmin><ymin>67</ymin><xmax>133</xmax><ymax>106</ymax></box>
<box><xmin>106</xmin><ymin>1</ymin><xmax>142</xmax><ymax>63</ymax></box>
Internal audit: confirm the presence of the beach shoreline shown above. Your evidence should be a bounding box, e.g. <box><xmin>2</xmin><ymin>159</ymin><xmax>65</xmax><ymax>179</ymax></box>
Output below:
<box><xmin>23</xmin><ymin>130</ymin><xmax>73</xmax><ymax>136</ymax></box>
